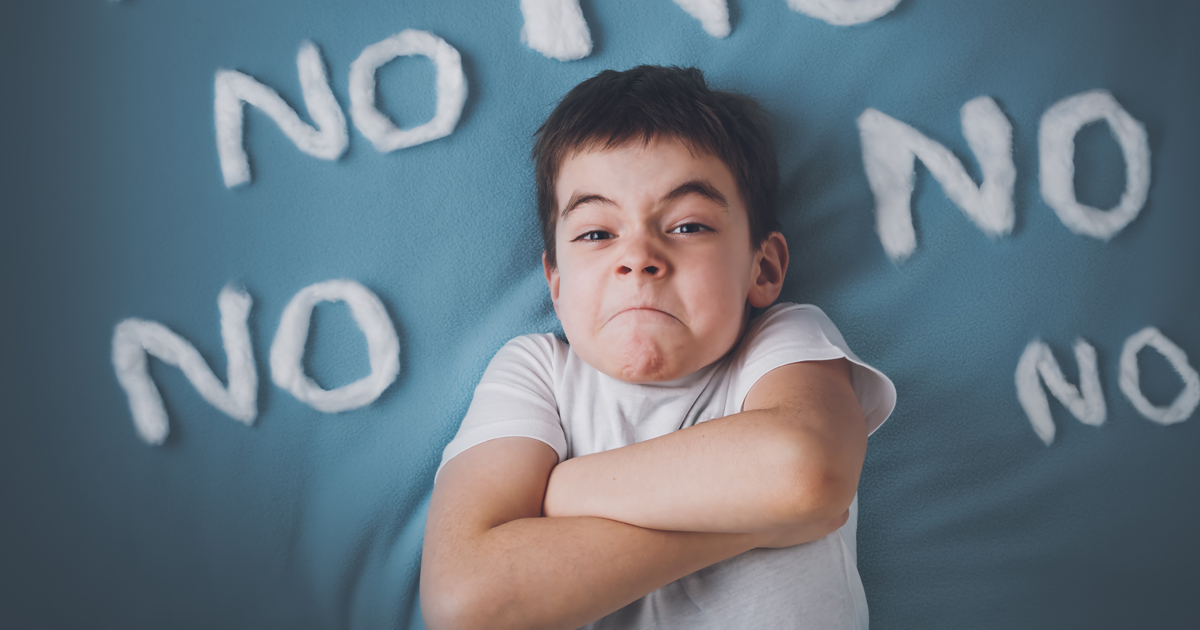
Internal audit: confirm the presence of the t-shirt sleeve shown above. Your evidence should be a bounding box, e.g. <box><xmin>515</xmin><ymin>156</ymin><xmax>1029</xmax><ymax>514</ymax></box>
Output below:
<box><xmin>434</xmin><ymin>334</ymin><xmax>568</xmax><ymax>483</ymax></box>
<box><xmin>732</xmin><ymin>303</ymin><xmax>897</xmax><ymax>436</ymax></box>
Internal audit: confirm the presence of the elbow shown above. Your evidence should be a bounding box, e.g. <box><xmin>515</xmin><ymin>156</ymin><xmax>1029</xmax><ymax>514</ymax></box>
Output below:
<box><xmin>422</xmin><ymin>567</ymin><xmax>529</xmax><ymax>630</ymax></box>
<box><xmin>421</xmin><ymin>568</ymin><xmax>490</xmax><ymax>630</ymax></box>
<box><xmin>773</xmin><ymin>470</ymin><xmax>856</xmax><ymax>531</ymax></box>
<box><xmin>768</xmin><ymin>416</ymin><xmax>865</xmax><ymax>527</ymax></box>
<box><xmin>422</xmin><ymin>583</ymin><xmax>493</xmax><ymax>630</ymax></box>
<box><xmin>773</xmin><ymin>447</ymin><xmax>860</xmax><ymax>526</ymax></box>
<box><xmin>420</xmin><ymin>577</ymin><xmax>461</xmax><ymax>630</ymax></box>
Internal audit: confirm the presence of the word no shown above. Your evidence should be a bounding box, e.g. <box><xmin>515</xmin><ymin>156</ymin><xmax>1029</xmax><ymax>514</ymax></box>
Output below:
<box><xmin>112</xmin><ymin>280</ymin><xmax>399</xmax><ymax>445</ymax></box>
<box><xmin>519</xmin><ymin>0</ymin><xmax>904</xmax><ymax>61</ymax></box>
<box><xmin>216</xmin><ymin>30</ymin><xmax>467</xmax><ymax>188</ymax></box>
<box><xmin>859</xmin><ymin>90</ymin><xmax>1149</xmax><ymax>261</ymax></box>
<box><xmin>1016</xmin><ymin>329</ymin><xmax>1199</xmax><ymax>446</ymax></box>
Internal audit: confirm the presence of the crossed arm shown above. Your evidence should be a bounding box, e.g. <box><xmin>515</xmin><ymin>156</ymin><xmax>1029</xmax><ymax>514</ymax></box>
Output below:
<box><xmin>420</xmin><ymin>358</ymin><xmax>867</xmax><ymax>630</ymax></box>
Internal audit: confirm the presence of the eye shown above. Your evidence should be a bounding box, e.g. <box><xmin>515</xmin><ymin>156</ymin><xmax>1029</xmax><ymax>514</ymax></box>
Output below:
<box><xmin>574</xmin><ymin>230</ymin><xmax>614</xmax><ymax>242</ymax></box>
<box><xmin>669</xmin><ymin>223</ymin><xmax>711</xmax><ymax>235</ymax></box>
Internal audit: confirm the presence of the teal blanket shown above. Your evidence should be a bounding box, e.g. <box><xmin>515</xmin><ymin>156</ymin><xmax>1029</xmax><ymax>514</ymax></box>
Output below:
<box><xmin>1</xmin><ymin>0</ymin><xmax>1196</xmax><ymax>627</ymax></box>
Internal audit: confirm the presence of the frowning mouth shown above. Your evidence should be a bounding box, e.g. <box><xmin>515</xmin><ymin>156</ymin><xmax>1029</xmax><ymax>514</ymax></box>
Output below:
<box><xmin>609</xmin><ymin>307</ymin><xmax>679</xmax><ymax>323</ymax></box>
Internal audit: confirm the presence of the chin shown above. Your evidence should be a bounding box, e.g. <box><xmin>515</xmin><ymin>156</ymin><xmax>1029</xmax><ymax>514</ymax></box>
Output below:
<box><xmin>613</xmin><ymin>362</ymin><xmax>678</xmax><ymax>383</ymax></box>
<box><xmin>570</xmin><ymin>318</ymin><xmax>708</xmax><ymax>383</ymax></box>
<box><xmin>608</xmin><ymin>338</ymin><xmax>684</xmax><ymax>383</ymax></box>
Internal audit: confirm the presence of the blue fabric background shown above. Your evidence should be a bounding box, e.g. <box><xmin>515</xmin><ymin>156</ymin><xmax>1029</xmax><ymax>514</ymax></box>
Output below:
<box><xmin>2</xmin><ymin>0</ymin><xmax>1197</xmax><ymax>628</ymax></box>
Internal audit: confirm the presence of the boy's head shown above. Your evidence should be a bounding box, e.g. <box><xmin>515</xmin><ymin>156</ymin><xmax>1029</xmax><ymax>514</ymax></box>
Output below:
<box><xmin>534</xmin><ymin>65</ymin><xmax>780</xmax><ymax>268</ymax></box>
<box><xmin>533</xmin><ymin>66</ymin><xmax>788</xmax><ymax>383</ymax></box>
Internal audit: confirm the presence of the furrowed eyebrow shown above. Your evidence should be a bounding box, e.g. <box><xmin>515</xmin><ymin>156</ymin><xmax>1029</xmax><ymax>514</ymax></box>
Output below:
<box><xmin>560</xmin><ymin>192</ymin><xmax>615</xmax><ymax>221</ymax></box>
<box><xmin>662</xmin><ymin>180</ymin><xmax>728</xmax><ymax>210</ymax></box>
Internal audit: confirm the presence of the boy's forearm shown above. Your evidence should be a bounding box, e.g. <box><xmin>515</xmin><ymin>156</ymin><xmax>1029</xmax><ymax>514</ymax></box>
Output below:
<box><xmin>422</xmin><ymin>514</ymin><xmax>757</xmax><ymax>630</ymax></box>
<box><xmin>542</xmin><ymin>407</ymin><xmax>851</xmax><ymax>533</ymax></box>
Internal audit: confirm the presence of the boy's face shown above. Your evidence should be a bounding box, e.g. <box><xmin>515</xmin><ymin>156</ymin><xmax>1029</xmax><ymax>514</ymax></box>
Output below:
<box><xmin>544</xmin><ymin>137</ymin><xmax>785</xmax><ymax>383</ymax></box>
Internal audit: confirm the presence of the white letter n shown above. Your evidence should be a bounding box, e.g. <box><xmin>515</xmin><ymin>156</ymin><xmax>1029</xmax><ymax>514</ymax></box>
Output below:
<box><xmin>857</xmin><ymin>96</ymin><xmax>1015</xmax><ymax>262</ymax></box>
<box><xmin>111</xmin><ymin>287</ymin><xmax>258</xmax><ymax>445</ymax></box>
<box><xmin>1015</xmin><ymin>338</ymin><xmax>1106</xmax><ymax>446</ymax></box>
<box><xmin>214</xmin><ymin>41</ymin><xmax>348</xmax><ymax>188</ymax></box>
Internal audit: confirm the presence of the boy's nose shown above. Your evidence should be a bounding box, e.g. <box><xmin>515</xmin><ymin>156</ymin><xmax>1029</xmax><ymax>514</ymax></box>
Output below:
<box><xmin>616</xmin><ymin>236</ymin><xmax>668</xmax><ymax>278</ymax></box>
<box><xmin>618</xmin><ymin>263</ymin><xmax>660</xmax><ymax>276</ymax></box>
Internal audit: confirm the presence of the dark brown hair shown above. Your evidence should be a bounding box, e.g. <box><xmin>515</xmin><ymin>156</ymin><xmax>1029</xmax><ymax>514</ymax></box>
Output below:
<box><xmin>532</xmin><ymin>65</ymin><xmax>780</xmax><ymax>267</ymax></box>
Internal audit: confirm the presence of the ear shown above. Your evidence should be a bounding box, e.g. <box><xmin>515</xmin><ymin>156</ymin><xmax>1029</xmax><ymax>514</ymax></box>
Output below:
<box><xmin>542</xmin><ymin>251</ymin><xmax>560</xmax><ymax>303</ymax></box>
<box><xmin>747</xmin><ymin>232</ymin><xmax>788</xmax><ymax>308</ymax></box>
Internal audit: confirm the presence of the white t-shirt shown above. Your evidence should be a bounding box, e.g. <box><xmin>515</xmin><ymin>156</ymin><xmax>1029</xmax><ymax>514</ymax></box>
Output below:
<box><xmin>437</xmin><ymin>303</ymin><xmax>897</xmax><ymax>629</ymax></box>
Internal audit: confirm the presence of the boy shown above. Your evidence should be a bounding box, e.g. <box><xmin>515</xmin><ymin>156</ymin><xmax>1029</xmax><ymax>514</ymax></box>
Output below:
<box><xmin>421</xmin><ymin>66</ymin><xmax>896</xmax><ymax>630</ymax></box>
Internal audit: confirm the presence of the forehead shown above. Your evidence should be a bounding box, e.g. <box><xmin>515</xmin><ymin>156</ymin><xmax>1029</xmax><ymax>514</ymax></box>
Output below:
<box><xmin>554</xmin><ymin>137</ymin><xmax>741</xmax><ymax>209</ymax></box>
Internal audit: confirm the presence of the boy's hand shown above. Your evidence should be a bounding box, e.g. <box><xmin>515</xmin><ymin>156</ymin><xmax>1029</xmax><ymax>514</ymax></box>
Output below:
<box><xmin>753</xmin><ymin>508</ymin><xmax>849</xmax><ymax>549</ymax></box>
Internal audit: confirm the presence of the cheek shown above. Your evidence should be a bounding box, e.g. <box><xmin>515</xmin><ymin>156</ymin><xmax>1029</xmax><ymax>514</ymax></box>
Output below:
<box><xmin>552</xmin><ymin>264</ymin><xmax>597</xmax><ymax>321</ymax></box>
<box><xmin>692</xmin><ymin>257</ymin><xmax>749</xmax><ymax>303</ymax></box>
<box><xmin>683</xmin><ymin>256</ymin><xmax>752</xmax><ymax>335</ymax></box>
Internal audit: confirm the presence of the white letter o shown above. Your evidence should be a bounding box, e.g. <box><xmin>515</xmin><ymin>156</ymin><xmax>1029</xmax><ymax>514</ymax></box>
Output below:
<box><xmin>349</xmin><ymin>29</ymin><xmax>467</xmax><ymax>153</ymax></box>
<box><xmin>1119</xmin><ymin>327</ymin><xmax>1200</xmax><ymax>426</ymax></box>
<box><xmin>270</xmin><ymin>279</ymin><xmax>400</xmax><ymax>413</ymax></box>
<box><xmin>1038</xmin><ymin>90</ymin><xmax>1151</xmax><ymax>240</ymax></box>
